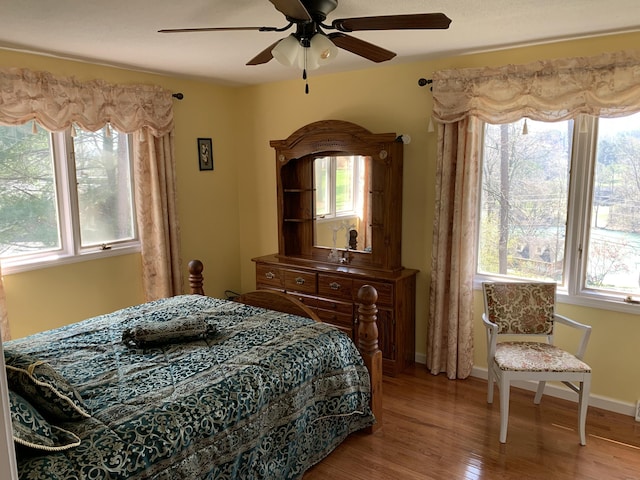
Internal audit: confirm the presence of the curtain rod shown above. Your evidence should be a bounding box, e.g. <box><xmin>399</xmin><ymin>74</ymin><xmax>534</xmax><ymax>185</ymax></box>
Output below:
<box><xmin>418</xmin><ymin>78</ymin><xmax>432</xmax><ymax>90</ymax></box>
<box><xmin>172</xmin><ymin>93</ymin><xmax>184</xmax><ymax>100</ymax></box>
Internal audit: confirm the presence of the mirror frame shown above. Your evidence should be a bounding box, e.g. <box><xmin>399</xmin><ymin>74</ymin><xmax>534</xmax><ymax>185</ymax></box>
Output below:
<box><xmin>271</xmin><ymin>120</ymin><xmax>404</xmax><ymax>272</ymax></box>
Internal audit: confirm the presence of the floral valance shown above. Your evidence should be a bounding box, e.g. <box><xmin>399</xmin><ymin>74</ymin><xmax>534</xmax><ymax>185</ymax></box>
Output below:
<box><xmin>0</xmin><ymin>67</ymin><xmax>174</xmax><ymax>136</ymax></box>
<box><xmin>431</xmin><ymin>49</ymin><xmax>640</xmax><ymax>124</ymax></box>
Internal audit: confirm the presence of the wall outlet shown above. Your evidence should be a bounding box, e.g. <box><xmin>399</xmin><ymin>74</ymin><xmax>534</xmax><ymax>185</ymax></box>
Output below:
<box><xmin>636</xmin><ymin>400</ymin><xmax>640</xmax><ymax>422</ymax></box>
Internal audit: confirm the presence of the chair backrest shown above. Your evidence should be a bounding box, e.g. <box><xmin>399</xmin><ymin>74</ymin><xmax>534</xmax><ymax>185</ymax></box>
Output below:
<box><xmin>483</xmin><ymin>282</ymin><xmax>556</xmax><ymax>335</ymax></box>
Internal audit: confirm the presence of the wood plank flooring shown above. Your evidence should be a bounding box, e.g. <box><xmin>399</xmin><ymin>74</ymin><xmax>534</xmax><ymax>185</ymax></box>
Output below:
<box><xmin>304</xmin><ymin>365</ymin><xmax>640</xmax><ymax>480</ymax></box>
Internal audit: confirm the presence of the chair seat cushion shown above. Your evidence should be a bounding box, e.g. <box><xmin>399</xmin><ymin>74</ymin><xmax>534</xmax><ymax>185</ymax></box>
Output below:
<box><xmin>495</xmin><ymin>342</ymin><xmax>591</xmax><ymax>373</ymax></box>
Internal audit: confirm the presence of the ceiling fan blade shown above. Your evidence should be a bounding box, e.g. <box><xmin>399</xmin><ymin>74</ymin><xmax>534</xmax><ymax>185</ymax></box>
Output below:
<box><xmin>328</xmin><ymin>33</ymin><xmax>396</xmax><ymax>63</ymax></box>
<box><xmin>332</xmin><ymin>13</ymin><xmax>452</xmax><ymax>32</ymax></box>
<box><xmin>246</xmin><ymin>41</ymin><xmax>281</xmax><ymax>65</ymax></box>
<box><xmin>159</xmin><ymin>26</ymin><xmax>265</xmax><ymax>33</ymax></box>
<box><xmin>269</xmin><ymin>0</ymin><xmax>312</xmax><ymax>21</ymax></box>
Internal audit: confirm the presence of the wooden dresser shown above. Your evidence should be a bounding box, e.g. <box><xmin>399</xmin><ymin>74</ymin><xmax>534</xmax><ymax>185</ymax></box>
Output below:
<box><xmin>253</xmin><ymin>255</ymin><xmax>417</xmax><ymax>376</ymax></box>
<box><xmin>257</xmin><ymin>120</ymin><xmax>419</xmax><ymax>377</ymax></box>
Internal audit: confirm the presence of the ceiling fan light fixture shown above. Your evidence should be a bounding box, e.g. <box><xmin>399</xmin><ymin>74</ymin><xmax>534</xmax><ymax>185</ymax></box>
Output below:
<box><xmin>273</xmin><ymin>32</ymin><xmax>338</xmax><ymax>71</ymax></box>
<box><xmin>272</xmin><ymin>34</ymin><xmax>300</xmax><ymax>67</ymax></box>
<box><xmin>309</xmin><ymin>33</ymin><xmax>338</xmax><ymax>65</ymax></box>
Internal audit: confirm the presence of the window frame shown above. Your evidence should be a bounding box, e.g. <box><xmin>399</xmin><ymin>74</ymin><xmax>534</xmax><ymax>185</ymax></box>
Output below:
<box><xmin>475</xmin><ymin>114</ymin><xmax>640</xmax><ymax>315</ymax></box>
<box><xmin>0</xmin><ymin>127</ymin><xmax>140</xmax><ymax>275</ymax></box>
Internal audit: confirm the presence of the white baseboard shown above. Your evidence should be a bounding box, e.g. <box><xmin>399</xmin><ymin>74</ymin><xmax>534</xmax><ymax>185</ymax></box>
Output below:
<box><xmin>413</xmin><ymin>354</ymin><xmax>636</xmax><ymax>418</ymax></box>
<box><xmin>471</xmin><ymin>366</ymin><xmax>636</xmax><ymax>418</ymax></box>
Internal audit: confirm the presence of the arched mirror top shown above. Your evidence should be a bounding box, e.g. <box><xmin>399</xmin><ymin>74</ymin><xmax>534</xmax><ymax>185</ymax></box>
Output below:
<box><xmin>270</xmin><ymin>120</ymin><xmax>398</xmax><ymax>164</ymax></box>
<box><xmin>271</xmin><ymin>119</ymin><xmax>404</xmax><ymax>272</ymax></box>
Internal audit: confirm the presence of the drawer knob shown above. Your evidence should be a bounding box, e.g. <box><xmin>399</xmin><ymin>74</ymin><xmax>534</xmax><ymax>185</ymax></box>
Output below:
<box><xmin>329</xmin><ymin>281</ymin><xmax>341</xmax><ymax>290</ymax></box>
<box><xmin>295</xmin><ymin>277</ymin><xmax>305</xmax><ymax>285</ymax></box>
<box><xmin>265</xmin><ymin>271</ymin><xmax>275</xmax><ymax>280</ymax></box>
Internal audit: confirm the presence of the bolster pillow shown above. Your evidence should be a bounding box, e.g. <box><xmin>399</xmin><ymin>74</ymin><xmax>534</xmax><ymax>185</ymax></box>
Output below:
<box><xmin>122</xmin><ymin>317</ymin><xmax>216</xmax><ymax>348</ymax></box>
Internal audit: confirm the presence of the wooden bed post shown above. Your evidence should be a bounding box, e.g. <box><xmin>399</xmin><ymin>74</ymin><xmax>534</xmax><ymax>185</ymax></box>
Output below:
<box><xmin>357</xmin><ymin>285</ymin><xmax>383</xmax><ymax>432</ymax></box>
<box><xmin>188</xmin><ymin>259</ymin><xmax>205</xmax><ymax>295</ymax></box>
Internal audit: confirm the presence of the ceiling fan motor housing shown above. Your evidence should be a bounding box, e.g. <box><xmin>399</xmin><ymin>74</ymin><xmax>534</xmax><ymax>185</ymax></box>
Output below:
<box><xmin>299</xmin><ymin>0</ymin><xmax>338</xmax><ymax>22</ymax></box>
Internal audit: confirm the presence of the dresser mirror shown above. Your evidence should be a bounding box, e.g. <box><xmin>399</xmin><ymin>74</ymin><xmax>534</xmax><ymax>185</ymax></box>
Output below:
<box><xmin>313</xmin><ymin>154</ymin><xmax>372</xmax><ymax>254</ymax></box>
<box><xmin>270</xmin><ymin>119</ymin><xmax>404</xmax><ymax>272</ymax></box>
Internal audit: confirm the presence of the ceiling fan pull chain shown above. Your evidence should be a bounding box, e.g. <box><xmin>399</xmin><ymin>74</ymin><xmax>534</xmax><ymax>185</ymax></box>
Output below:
<box><xmin>303</xmin><ymin>49</ymin><xmax>309</xmax><ymax>94</ymax></box>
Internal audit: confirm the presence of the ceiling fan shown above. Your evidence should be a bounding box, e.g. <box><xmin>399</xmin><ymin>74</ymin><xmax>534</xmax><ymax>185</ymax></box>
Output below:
<box><xmin>159</xmin><ymin>0</ymin><xmax>452</xmax><ymax>68</ymax></box>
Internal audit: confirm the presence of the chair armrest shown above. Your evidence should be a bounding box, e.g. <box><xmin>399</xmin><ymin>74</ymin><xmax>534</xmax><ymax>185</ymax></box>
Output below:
<box><xmin>554</xmin><ymin>314</ymin><xmax>592</xmax><ymax>360</ymax></box>
<box><xmin>482</xmin><ymin>313</ymin><xmax>499</xmax><ymax>360</ymax></box>
<box><xmin>482</xmin><ymin>312</ymin><xmax>498</xmax><ymax>331</ymax></box>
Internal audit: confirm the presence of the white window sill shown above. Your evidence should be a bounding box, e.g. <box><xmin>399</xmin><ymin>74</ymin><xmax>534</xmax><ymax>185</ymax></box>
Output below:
<box><xmin>1</xmin><ymin>244</ymin><xmax>141</xmax><ymax>275</ymax></box>
<box><xmin>474</xmin><ymin>276</ymin><xmax>640</xmax><ymax>316</ymax></box>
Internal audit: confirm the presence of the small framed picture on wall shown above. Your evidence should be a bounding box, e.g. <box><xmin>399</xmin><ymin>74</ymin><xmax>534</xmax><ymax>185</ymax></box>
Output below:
<box><xmin>197</xmin><ymin>138</ymin><xmax>214</xmax><ymax>171</ymax></box>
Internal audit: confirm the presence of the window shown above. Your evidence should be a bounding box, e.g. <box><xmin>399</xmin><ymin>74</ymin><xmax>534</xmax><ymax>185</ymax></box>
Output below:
<box><xmin>478</xmin><ymin>113</ymin><xmax>640</xmax><ymax>307</ymax></box>
<box><xmin>0</xmin><ymin>123</ymin><xmax>138</xmax><ymax>273</ymax></box>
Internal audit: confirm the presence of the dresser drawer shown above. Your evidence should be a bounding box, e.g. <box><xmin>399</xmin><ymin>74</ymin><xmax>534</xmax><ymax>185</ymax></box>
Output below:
<box><xmin>352</xmin><ymin>279</ymin><xmax>393</xmax><ymax>307</ymax></box>
<box><xmin>256</xmin><ymin>264</ymin><xmax>284</xmax><ymax>289</ymax></box>
<box><xmin>317</xmin><ymin>273</ymin><xmax>353</xmax><ymax>300</ymax></box>
<box><xmin>288</xmin><ymin>292</ymin><xmax>317</xmax><ymax>309</ymax></box>
<box><xmin>315</xmin><ymin>297</ymin><xmax>353</xmax><ymax>315</ymax></box>
<box><xmin>315</xmin><ymin>308</ymin><xmax>354</xmax><ymax>329</ymax></box>
<box><xmin>284</xmin><ymin>269</ymin><xmax>317</xmax><ymax>294</ymax></box>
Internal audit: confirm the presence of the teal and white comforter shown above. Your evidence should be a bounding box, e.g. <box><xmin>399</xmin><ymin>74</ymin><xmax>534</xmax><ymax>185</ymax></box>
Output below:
<box><xmin>7</xmin><ymin>294</ymin><xmax>374</xmax><ymax>479</ymax></box>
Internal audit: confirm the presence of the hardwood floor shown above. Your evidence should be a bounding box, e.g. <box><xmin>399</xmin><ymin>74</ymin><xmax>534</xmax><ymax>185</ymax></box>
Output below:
<box><xmin>304</xmin><ymin>365</ymin><xmax>640</xmax><ymax>480</ymax></box>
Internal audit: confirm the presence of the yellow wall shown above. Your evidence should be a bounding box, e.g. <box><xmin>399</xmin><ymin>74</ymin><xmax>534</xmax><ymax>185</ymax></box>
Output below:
<box><xmin>2</xmin><ymin>32</ymin><xmax>640</xmax><ymax>407</ymax></box>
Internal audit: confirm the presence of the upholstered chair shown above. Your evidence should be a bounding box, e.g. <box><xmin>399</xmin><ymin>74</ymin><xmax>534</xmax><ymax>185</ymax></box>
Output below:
<box><xmin>482</xmin><ymin>282</ymin><xmax>592</xmax><ymax>445</ymax></box>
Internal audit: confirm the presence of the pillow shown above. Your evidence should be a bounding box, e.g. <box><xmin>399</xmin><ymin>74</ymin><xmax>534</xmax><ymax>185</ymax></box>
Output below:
<box><xmin>9</xmin><ymin>390</ymin><xmax>81</xmax><ymax>451</ymax></box>
<box><xmin>122</xmin><ymin>316</ymin><xmax>216</xmax><ymax>348</ymax></box>
<box><xmin>4</xmin><ymin>352</ymin><xmax>90</xmax><ymax>421</ymax></box>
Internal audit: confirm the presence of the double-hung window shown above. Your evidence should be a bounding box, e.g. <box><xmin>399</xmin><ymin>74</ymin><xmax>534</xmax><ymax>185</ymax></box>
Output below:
<box><xmin>477</xmin><ymin>112</ymin><xmax>640</xmax><ymax>309</ymax></box>
<box><xmin>0</xmin><ymin>123</ymin><xmax>138</xmax><ymax>273</ymax></box>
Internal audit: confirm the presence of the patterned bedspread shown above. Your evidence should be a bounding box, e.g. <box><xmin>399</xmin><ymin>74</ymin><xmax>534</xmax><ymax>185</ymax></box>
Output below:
<box><xmin>6</xmin><ymin>295</ymin><xmax>375</xmax><ymax>479</ymax></box>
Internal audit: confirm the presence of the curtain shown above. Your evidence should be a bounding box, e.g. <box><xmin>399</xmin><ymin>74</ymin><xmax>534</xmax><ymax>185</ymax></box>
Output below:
<box><xmin>134</xmin><ymin>130</ymin><xmax>183</xmax><ymax>299</ymax></box>
<box><xmin>427</xmin><ymin>49</ymin><xmax>640</xmax><ymax>378</ymax></box>
<box><xmin>427</xmin><ymin>118</ymin><xmax>479</xmax><ymax>379</ymax></box>
<box><xmin>0</xmin><ymin>67</ymin><xmax>182</xmax><ymax>340</ymax></box>
<box><xmin>432</xmin><ymin>49</ymin><xmax>640</xmax><ymax>124</ymax></box>
<box><xmin>0</xmin><ymin>68</ymin><xmax>174</xmax><ymax>135</ymax></box>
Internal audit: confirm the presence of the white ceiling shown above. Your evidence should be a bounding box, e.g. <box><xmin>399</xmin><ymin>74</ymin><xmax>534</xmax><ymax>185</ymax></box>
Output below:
<box><xmin>1</xmin><ymin>0</ymin><xmax>639</xmax><ymax>86</ymax></box>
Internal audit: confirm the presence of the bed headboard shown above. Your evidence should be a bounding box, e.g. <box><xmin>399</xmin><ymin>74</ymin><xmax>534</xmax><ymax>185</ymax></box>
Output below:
<box><xmin>235</xmin><ymin>290</ymin><xmax>321</xmax><ymax>321</ymax></box>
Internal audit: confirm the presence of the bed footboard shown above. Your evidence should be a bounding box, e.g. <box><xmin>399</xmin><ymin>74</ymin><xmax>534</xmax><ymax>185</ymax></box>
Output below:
<box><xmin>187</xmin><ymin>259</ymin><xmax>383</xmax><ymax>431</ymax></box>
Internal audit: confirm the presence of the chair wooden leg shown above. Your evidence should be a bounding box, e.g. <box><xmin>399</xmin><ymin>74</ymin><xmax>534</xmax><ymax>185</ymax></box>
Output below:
<box><xmin>534</xmin><ymin>380</ymin><xmax>546</xmax><ymax>404</ymax></box>
<box><xmin>578</xmin><ymin>375</ymin><xmax>591</xmax><ymax>446</ymax></box>
<box><xmin>499</xmin><ymin>375</ymin><xmax>510</xmax><ymax>443</ymax></box>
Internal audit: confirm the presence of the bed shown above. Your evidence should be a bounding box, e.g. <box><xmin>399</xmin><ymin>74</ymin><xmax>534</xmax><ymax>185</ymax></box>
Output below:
<box><xmin>1</xmin><ymin>260</ymin><xmax>382</xmax><ymax>479</ymax></box>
